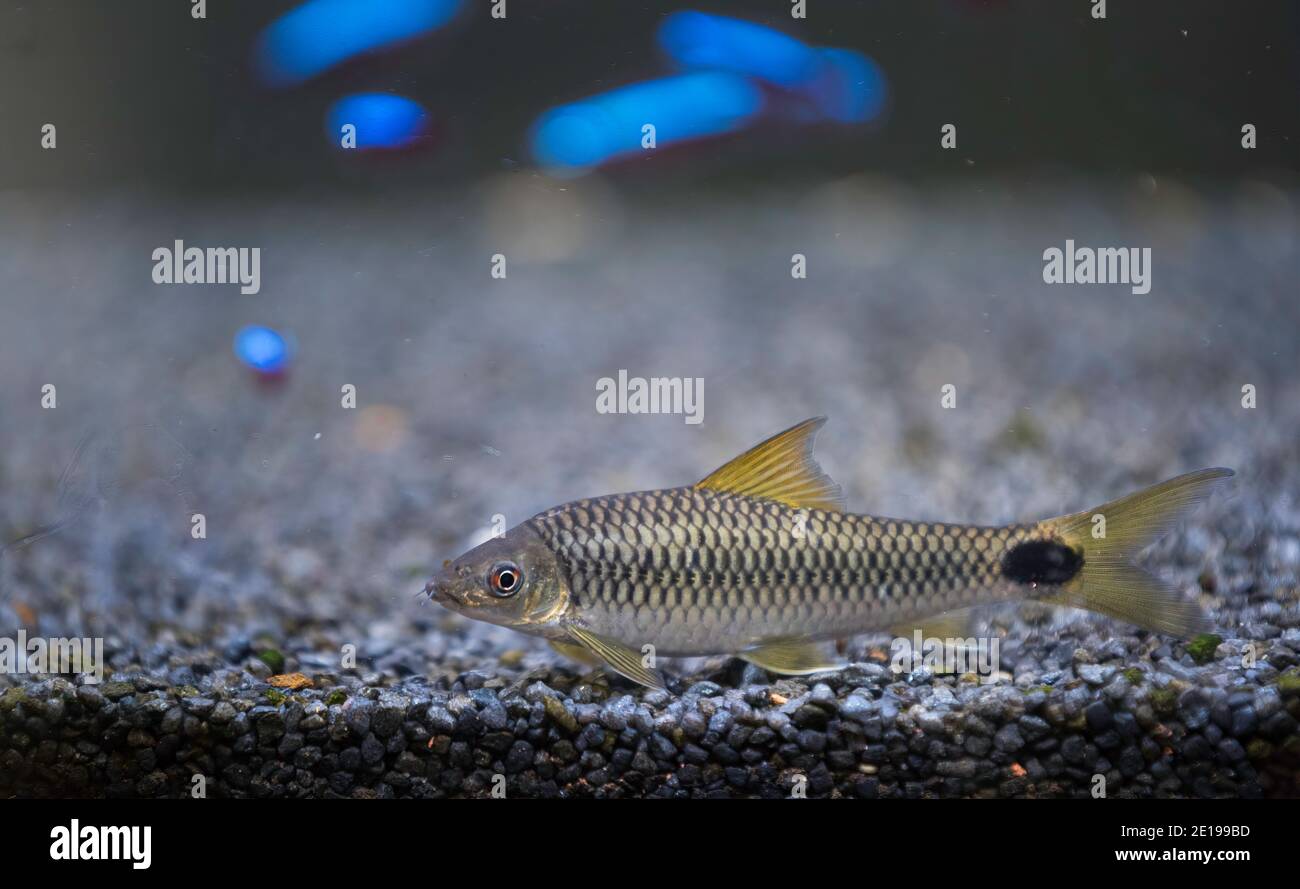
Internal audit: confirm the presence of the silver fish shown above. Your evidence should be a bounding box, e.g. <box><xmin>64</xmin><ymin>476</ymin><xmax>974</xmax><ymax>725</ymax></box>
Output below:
<box><xmin>426</xmin><ymin>418</ymin><xmax>1230</xmax><ymax>688</ymax></box>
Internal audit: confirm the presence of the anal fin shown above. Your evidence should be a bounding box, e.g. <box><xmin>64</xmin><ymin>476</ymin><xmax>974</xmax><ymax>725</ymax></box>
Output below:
<box><xmin>890</xmin><ymin>606</ymin><xmax>982</xmax><ymax>641</ymax></box>
<box><xmin>740</xmin><ymin>638</ymin><xmax>841</xmax><ymax>675</ymax></box>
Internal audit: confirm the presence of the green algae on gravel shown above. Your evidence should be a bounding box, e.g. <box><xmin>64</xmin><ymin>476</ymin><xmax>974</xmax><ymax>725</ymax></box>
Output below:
<box><xmin>1149</xmin><ymin>686</ymin><xmax>1179</xmax><ymax>716</ymax></box>
<box><xmin>1186</xmin><ymin>634</ymin><xmax>1222</xmax><ymax>665</ymax></box>
<box><xmin>0</xmin><ymin>687</ymin><xmax>28</xmax><ymax>713</ymax></box>
<box><xmin>100</xmin><ymin>681</ymin><xmax>135</xmax><ymax>699</ymax></box>
<box><xmin>257</xmin><ymin>649</ymin><xmax>286</xmax><ymax>673</ymax></box>
<box><xmin>543</xmin><ymin>696</ymin><xmax>577</xmax><ymax>733</ymax></box>
<box><xmin>1247</xmin><ymin>739</ymin><xmax>1273</xmax><ymax>760</ymax></box>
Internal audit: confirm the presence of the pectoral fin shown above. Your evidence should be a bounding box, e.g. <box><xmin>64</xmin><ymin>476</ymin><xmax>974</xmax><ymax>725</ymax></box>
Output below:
<box><xmin>740</xmin><ymin>638</ymin><xmax>841</xmax><ymax>675</ymax></box>
<box><xmin>565</xmin><ymin>626</ymin><xmax>666</xmax><ymax>690</ymax></box>
<box><xmin>548</xmin><ymin>639</ymin><xmax>603</xmax><ymax>667</ymax></box>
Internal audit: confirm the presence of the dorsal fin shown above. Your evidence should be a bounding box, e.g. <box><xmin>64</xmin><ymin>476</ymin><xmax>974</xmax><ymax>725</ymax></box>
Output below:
<box><xmin>695</xmin><ymin>417</ymin><xmax>846</xmax><ymax>512</ymax></box>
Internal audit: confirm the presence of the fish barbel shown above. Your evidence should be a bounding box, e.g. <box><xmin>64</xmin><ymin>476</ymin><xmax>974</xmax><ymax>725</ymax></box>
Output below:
<box><xmin>426</xmin><ymin>418</ymin><xmax>1231</xmax><ymax>688</ymax></box>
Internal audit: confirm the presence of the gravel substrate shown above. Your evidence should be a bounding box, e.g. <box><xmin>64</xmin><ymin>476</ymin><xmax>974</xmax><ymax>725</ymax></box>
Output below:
<box><xmin>0</xmin><ymin>182</ymin><xmax>1296</xmax><ymax>797</ymax></box>
<box><xmin>2</xmin><ymin>627</ymin><xmax>1299</xmax><ymax>798</ymax></box>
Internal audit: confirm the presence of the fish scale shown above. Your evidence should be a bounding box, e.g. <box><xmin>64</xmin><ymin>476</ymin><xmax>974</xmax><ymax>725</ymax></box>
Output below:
<box><xmin>529</xmin><ymin>486</ymin><xmax>1042</xmax><ymax>655</ymax></box>
<box><xmin>430</xmin><ymin>417</ymin><xmax>1229</xmax><ymax>688</ymax></box>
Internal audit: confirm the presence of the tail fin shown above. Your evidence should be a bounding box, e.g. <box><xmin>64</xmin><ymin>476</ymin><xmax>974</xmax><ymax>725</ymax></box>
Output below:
<box><xmin>1038</xmin><ymin>468</ymin><xmax>1233</xmax><ymax>637</ymax></box>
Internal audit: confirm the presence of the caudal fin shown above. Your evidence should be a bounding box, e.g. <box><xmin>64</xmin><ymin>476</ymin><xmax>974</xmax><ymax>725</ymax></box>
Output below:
<box><xmin>1039</xmin><ymin>468</ymin><xmax>1233</xmax><ymax>637</ymax></box>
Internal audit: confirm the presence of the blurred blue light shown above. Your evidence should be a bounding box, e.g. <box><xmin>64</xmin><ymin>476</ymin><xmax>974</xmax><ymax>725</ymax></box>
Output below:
<box><xmin>658</xmin><ymin>11</ymin><xmax>821</xmax><ymax>89</ymax></box>
<box><xmin>656</xmin><ymin>11</ymin><xmax>887</xmax><ymax>125</ymax></box>
<box><xmin>256</xmin><ymin>0</ymin><xmax>462</xmax><ymax>87</ymax></box>
<box><xmin>806</xmin><ymin>48</ymin><xmax>887</xmax><ymax>124</ymax></box>
<box><xmin>234</xmin><ymin>326</ymin><xmax>291</xmax><ymax>374</ymax></box>
<box><xmin>530</xmin><ymin>72</ymin><xmax>764</xmax><ymax>170</ymax></box>
<box><xmin>327</xmin><ymin>94</ymin><xmax>429</xmax><ymax>149</ymax></box>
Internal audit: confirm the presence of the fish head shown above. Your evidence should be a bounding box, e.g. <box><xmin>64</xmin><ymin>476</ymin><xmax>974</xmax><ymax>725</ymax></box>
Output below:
<box><xmin>425</xmin><ymin>524</ymin><xmax>569</xmax><ymax>631</ymax></box>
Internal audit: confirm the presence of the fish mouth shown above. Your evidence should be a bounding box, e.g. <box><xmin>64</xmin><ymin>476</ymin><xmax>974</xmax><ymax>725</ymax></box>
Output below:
<box><xmin>423</xmin><ymin>571</ymin><xmax>465</xmax><ymax>607</ymax></box>
<box><xmin>423</xmin><ymin>577</ymin><xmax>450</xmax><ymax>603</ymax></box>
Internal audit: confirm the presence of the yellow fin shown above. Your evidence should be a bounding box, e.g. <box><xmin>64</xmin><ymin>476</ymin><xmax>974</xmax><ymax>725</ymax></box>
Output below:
<box><xmin>548</xmin><ymin>639</ymin><xmax>603</xmax><ymax>667</ymax></box>
<box><xmin>891</xmin><ymin>607</ymin><xmax>980</xmax><ymax>641</ymax></box>
<box><xmin>1041</xmin><ymin>565</ymin><xmax>1213</xmax><ymax>638</ymax></box>
<box><xmin>696</xmin><ymin>417</ymin><xmax>846</xmax><ymax>512</ymax></box>
<box><xmin>565</xmin><ymin>626</ymin><xmax>666</xmax><ymax>689</ymax></box>
<box><xmin>1040</xmin><ymin>467</ymin><xmax>1233</xmax><ymax>637</ymax></box>
<box><xmin>740</xmin><ymin>638</ymin><xmax>841</xmax><ymax>675</ymax></box>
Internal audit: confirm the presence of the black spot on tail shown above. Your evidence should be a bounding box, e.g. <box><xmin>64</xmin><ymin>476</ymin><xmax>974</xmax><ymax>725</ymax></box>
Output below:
<box><xmin>1001</xmin><ymin>539</ymin><xmax>1083</xmax><ymax>586</ymax></box>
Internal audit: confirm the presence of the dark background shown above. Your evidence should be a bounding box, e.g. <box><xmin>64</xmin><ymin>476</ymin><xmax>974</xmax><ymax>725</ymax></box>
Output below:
<box><xmin>1</xmin><ymin>0</ymin><xmax>1296</xmax><ymax>192</ymax></box>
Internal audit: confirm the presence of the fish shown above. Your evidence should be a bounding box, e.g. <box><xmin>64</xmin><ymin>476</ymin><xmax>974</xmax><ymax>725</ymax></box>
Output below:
<box><xmin>425</xmin><ymin>417</ymin><xmax>1231</xmax><ymax>689</ymax></box>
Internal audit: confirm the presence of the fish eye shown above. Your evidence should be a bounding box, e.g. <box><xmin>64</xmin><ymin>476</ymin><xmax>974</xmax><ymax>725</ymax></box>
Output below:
<box><xmin>489</xmin><ymin>562</ymin><xmax>523</xmax><ymax>597</ymax></box>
